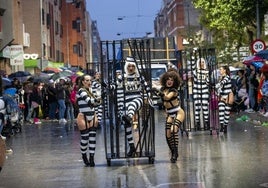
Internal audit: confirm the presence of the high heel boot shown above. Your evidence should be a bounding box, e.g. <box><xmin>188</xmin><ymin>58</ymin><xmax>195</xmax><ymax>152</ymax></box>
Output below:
<box><xmin>220</xmin><ymin>124</ymin><xmax>224</xmax><ymax>133</ymax></box>
<box><xmin>127</xmin><ymin>143</ymin><xmax>135</xmax><ymax>157</ymax></box>
<box><xmin>89</xmin><ymin>154</ymin><xmax>95</xmax><ymax>167</ymax></box>
<box><xmin>82</xmin><ymin>153</ymin><xmax>90</xmax><ymax>167</ymax></box>
<box><xmin>170</xmin><ymin>148</ymin><xmax>178</xmax><ymax>163</ymax></box>
<box><xmin>224</xmin><ymin>125</ymin><xmax>227</xmax><ymax>134</ymax></box>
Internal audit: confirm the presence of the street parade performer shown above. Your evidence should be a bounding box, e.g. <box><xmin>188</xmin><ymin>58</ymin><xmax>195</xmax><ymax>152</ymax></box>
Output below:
<box><xmin>120</xmin><ymin>56</ymin><xmax>151</xmax><ymax>157</ymax></box>
<box><xmin>191</xmin><ymin>58</ymin><xmax>210</xmax><ymax>130</ymax></box>
<box><xmin>76</xmin><ymin>75</ymin><xmax>101</xmax><ymax>167</ymax></box>
<box><xmin>157</xmin><ymin>69</ymin><xmax>185</xmax><ymax>163</ymax></box>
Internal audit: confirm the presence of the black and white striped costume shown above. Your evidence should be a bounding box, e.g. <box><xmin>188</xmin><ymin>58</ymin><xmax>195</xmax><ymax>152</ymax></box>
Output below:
<box><xmin>111</xmin><ymin>57</ymin><xmax>150</xmax><ymax>156</ymax></box>
<box><xmin>76</xmin><ymin>87</ymin><xmax>97</xmax><ymax>157</ymax></box>
<box><xmin>191</xmin><ymin>58</ymin><xmax>210</xmax><ymax>129</ymax></box>
<box><xmin>110</xmin><ymin>74</ymin><xmax>124</xmax><ymax>117</ymax></box>
<box><xmin>122</xmin><ymin>72</ymin><xmax>143</xmax><ymax>145</ymax></box>
<box><xmin>91</xmin><ymin>79</ymin><xmax>103</xmax><ymax>125</ymax></box>
<box><xmin>216</xmin><ymin>74</ymin><xmax>232</xmax><ymax>132</ymax></box>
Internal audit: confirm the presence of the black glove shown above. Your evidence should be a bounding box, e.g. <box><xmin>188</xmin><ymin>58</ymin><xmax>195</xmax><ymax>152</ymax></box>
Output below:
<box><xmin>158</xmin><ymin>91</ymin><xmax>164</xmax><ymax>97</ymax></box>
<box><xmin>151</xmin><ymin>88</ymin><xmax>159</xmax><ymax>96</ymax></box>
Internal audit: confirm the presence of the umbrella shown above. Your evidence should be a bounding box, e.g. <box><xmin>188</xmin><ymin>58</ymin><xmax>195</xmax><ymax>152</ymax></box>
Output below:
<box><xmin>9</xmin><ymin>71</ymin><xmax>31</xmax><ymax>78</ymax></box>
<box><xmin>255</xmin><ymin>50</ymin><xmax>268</xmax><ymax>60</ymax></box>
<box><xmin>50</xmin><ymin>70</ymin><xmax>73</xmax><ymax>81</ymax></box>
<box><xmin>251</xmin><ymin>61</ymin><xmax>264</xmax><ymax>69</ymax></box>
<box><xmin>76</xmin><ymin>71</ymin><xmax>84</xmax><ymax>76</ymax></box>
<box><xmin>2</xmin><ymin>77</ymin><xmax>12</xmax><ymax>87</ymax></box>
<box><xmin>8</xmin><ymin>71</ymin><xmax>32</xmax><ymax>82</ymax></box>
<box><xmin>29</xmin><ymin>73</ymin><xmax>50</xmax><ymax>83</ymax></box>
<box><xmin>43</xmin><ymin>67</ymin><xmax>62</xmax><ymax>73</ymax></box>
<box><xmin>242</xmin><ymin>55</ymin><xmax>264</xmax><ymax>65</ymax></box>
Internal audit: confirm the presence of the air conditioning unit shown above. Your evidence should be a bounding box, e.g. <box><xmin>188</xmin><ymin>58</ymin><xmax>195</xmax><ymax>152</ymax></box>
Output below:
<box><xmin>23</xmin><ymin>32</ymin><xmax>30</xmax><ymax>47</ymax></box>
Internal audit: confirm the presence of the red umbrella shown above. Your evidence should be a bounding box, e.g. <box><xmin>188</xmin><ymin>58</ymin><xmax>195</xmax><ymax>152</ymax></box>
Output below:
<box><xmin>43</xmin><ymin>67</ymin><xmax>62</xmax><ymax>73</ymax></box>
<box><xmin>243</xmin><ymin>55</ymin><xmax>264</xmax><ymax>65</ymax></box>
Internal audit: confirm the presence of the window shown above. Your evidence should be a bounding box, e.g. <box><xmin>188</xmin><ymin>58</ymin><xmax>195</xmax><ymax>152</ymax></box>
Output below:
<box><xmin>72</xmin><ymin>20</ymin><xmax>77</xmax><ymax>29</ymax></box>
<box><xmin>60</xmin><ymin>25</ymin><xmax>63</xmax><ymax>37</ymax></box>
<box><xmin>47</xmin><ymin>14</ymin><xmax>51</xmax><ymax>29</ymax></box>
<box><xmin>73</xmin><ymin>44</ymin><xmax>78</xmax><ymax>54</ymax></box>
<box><xmin>42</xmin><ymin>9</ymin><xmax>45</xmax><ymax>25</ymax></box>
<box><xmin>76</xmin><ymin>18</ymin><xmax>81</xmax><ymax>32</ymax></box>
<box><xmin>58</xmin><ymin>0</ymin><xmax>62</xmax><ymax>10</ymax></box>
<box><xmin>56</xmin><ymin>50</ymin><xmax>60</xmax><ymax>62</ymax></box>
<box><xmin>43</xmin><ymin>43</ymin><xmax>46</xmax><ymax>57</ymax></box>
<box><xmin>55</xmin><ymin>21</ymin><xmax>59</xmax><ymax>34</ymax></box>
<box><xmin>72</xmin><ymin>18</ymin><xmax>81</xmax><ymax>32</ymax></box>
<box><xmin>78</xmin><ymin>42</ymin><xmax>83</xmax><ymax>56</ymax></box>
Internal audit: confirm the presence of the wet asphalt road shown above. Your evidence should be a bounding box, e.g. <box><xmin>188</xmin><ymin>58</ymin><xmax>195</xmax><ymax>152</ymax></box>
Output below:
<box><xmin>0</xmin><ymin>110</ymin><xmax>268</xmax><ymax>188</ymax></box>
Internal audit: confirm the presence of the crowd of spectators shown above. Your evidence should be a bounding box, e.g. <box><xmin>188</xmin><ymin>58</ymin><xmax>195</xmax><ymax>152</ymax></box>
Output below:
<box><xmin>5</xmin><ymin>77</ymin><xmax>79</xmax><ymax>125</ymax></box>
<box><xmin>233</xmin><ymin>63</ymin><xmax>268</xmax><ymax>117</ymax></box>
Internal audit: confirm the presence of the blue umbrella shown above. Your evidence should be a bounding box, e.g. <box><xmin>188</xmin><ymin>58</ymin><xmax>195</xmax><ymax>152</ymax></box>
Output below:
<box><xmin>2</xmin><ymin>77</ymin><xmax>12</xmax><ymax>87</ymax></box>
<box><xmin>251</xmin><ymin>61</ymin><xmax>264</xmax><ymax>69</ymax></box>
<box><xmin>255</xmin><ymin>50</ymin><xmax>268</xmax><ymax>60</ymax></box>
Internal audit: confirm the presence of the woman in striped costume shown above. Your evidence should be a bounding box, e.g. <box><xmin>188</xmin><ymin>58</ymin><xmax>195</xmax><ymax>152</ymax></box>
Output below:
<box><xmin>121</xmin><ymin>56</ymin><xmax>148</xmax><ymax>157</ymax></box>
<box><xmin>191</xmin><ymin>58</ymin><xmax>210</xmax><ymax>130</ymax></box>
<box><xmin>159</xmin><ymin>70</ymin><xmax>185</xmax><ymax>163</ymax></box>
<box><xmin>216</xmin><ymin>65</ymin><xmax>233</xmax><ymax>134</ymax></box>
<box><xmin>76</xmin><ymin>75</ymin><xmax>101</xmax><ymax>167</ymax></box>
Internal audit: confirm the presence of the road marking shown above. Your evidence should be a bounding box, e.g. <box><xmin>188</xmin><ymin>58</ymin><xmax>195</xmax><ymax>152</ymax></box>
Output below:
<box><xmin>137</xmin><ymin>165</ymin><xmax>154</xmax><ymax>188</ymax></box>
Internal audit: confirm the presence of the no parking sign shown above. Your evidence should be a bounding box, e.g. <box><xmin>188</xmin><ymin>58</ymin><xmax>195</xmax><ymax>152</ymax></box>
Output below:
<box><xmin>251</xmin><ymin>39</ymin><xmax>266</xmax><ymax>54</ymax></box>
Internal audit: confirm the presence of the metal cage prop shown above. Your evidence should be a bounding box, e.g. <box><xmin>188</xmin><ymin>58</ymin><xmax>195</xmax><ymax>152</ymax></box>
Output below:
<box><xmin>100</xmin><ymin>39</ymin><xmax>156</xmax><ymax>166</ymax></box>
<box><xmin>179</xmin><ymin>48</ymin><xmax>219</xmax><ymax>135</ymax></box>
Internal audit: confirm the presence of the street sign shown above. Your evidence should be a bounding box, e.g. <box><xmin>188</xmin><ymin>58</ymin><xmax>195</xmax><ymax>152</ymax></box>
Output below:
<box><xmin>251</xmin><ymin>39</ymin><xmax>266</xmax><ymax>54</ymax></box>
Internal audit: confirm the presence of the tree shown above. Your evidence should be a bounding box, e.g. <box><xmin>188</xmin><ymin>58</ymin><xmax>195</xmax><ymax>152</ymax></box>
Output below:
<box><xmin>193</xmin><ymin>0</ymin><xmax>268</xmax><ymax>52</ymax></box>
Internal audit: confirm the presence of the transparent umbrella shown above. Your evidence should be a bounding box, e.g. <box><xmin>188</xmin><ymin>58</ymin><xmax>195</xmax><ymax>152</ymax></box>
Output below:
<box><xmin>50</xmin><ymin>71</ymin><xmax>73</xmax><ymax>81</ymax></box>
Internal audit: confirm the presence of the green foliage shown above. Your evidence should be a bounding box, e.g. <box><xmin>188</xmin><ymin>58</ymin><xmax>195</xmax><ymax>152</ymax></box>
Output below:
<box><xmin>193</xmin><ymin>0</ymin><xmax>268</xmax><ymax>47</ymax></box>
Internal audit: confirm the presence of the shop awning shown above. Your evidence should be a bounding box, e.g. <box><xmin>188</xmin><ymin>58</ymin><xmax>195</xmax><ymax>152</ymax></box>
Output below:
<box><xmin>24</xmin><ymin>59</ymin><xmax>64</xmax><ymax>69</ymax></box>
<box><xmin>24</xmin><ymin>59</ymin><xmax>38</xmax><ymax>68</ymax></box>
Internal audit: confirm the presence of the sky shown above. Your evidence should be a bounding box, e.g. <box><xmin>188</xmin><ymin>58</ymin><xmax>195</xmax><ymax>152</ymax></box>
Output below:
<box><xmin>87</xmin><ymin>0</ymin><xmax>163</xmax><ymax>41</ymax></box>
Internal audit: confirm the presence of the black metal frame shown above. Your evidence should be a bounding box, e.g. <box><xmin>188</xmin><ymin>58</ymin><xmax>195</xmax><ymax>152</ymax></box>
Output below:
<box><xmin>100</xmin><ymin>39</ymin><xmax>155</xmax><ymax>166</ymax></box>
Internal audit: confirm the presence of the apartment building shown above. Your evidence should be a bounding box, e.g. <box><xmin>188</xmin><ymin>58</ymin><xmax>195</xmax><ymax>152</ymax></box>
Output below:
<box><xmin>62</xmin><ymin>0</ymin><xmax>91</xmax><ymax>69</ymax></box>
<box><xmin>0</xmin><ymin>0</ymin><xmax>95</xmax><ymax>75</ymax></box>
<box><xmin>0</xmin><ymin>0</ymin><xmax>24</xmax><ymax>74</ymax></box>
<box><xmin>22</xmin><ymin>0</ymin><xmax>65</xmax><ymax>73</ymax></box>
<box><xmin>154</xmin><ymin>0</ymin><xmax>203</xmax><ymax>50</ymax></box>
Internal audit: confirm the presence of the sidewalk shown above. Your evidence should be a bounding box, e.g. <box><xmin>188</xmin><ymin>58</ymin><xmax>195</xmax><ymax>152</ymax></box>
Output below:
<box><xmin>234</xmin><ymin>110</ymin><xmax>268</xmax><ymax>126</ymax></box>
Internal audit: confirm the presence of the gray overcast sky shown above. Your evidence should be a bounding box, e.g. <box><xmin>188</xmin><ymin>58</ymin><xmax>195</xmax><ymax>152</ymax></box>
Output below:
<box><xmin>87</xmin><ymin>0</ymin><xmax>163</xmax><ymax>41</ymax></box>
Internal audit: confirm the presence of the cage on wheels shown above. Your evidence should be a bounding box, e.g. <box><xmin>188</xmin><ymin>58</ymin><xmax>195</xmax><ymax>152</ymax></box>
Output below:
<box><xmin>100</xmin><ymin>39</ymin><xmax>156</xmax><ymax>166</ymax></box>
